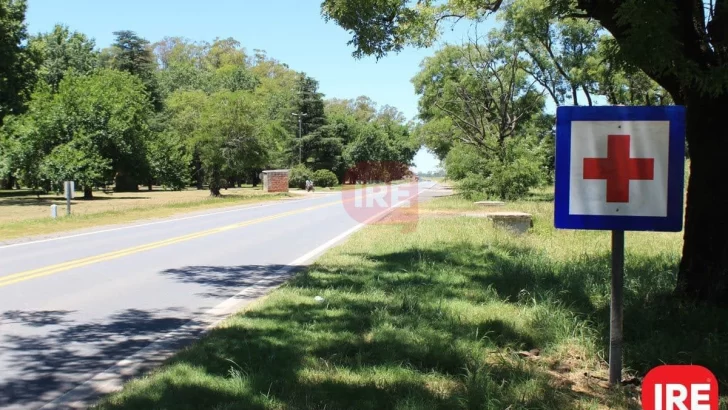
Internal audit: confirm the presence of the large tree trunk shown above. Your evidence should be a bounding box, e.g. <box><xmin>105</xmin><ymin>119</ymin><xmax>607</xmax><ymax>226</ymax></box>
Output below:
<box><xmin>83</xmin><ymin>186</ymin><xmax>93</xmax><ymax>200</ymax></box>
<box><xmin>114</xmin><ymin>172</ymin><xmax>138</xmax><ymax>192</ymax></box>
<box><xmin>2</xmin><ymin>174</ymin><xmax>15</xmax><ymax>190</ymax></box>
<box><xmin>676</xmin><ymin>96</ymin><xmax>728</xmax><ymax>304</ymax></box>
<box><xmin>209</xmin><ymin>168</ymin><xmax>222</xmax><ymax>197</ymax></box>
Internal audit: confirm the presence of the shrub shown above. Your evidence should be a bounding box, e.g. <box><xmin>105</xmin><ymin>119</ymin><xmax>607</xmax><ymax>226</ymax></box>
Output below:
<box><xmin>448</xmin><ymin>136</ymin><xmax>545</xmax><ymax>200</ymax></box>
<box><xmin>457</xmin><ymin>173</ymin><xmax>490</xmax><ymax>201</ymax></box>
<box><xmin>288</xmin><ymin>163</ymin><xmax>312</xmax><ymax>189</ymax></box>
<box><xmin>312</xmin><ymin>169</ymin><xmax>339</xmax><ymax>188</ymax></box>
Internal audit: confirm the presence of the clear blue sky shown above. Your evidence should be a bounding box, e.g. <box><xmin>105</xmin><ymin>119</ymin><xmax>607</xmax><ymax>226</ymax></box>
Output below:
<box><xmin>25</xmin><ymin>0</ymin><xmax>496</xmax><ymax>173</ymax></box>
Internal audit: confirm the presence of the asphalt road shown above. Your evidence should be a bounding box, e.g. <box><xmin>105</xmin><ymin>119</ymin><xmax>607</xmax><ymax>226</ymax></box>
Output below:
<box><xmin>0</xmin><ymin>181</ymin><xmax>441</xmax><ymax>410</ymax></box>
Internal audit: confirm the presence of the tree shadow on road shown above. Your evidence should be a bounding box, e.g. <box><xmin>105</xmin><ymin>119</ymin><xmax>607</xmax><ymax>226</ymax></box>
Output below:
<box><xmin>0</xmin><ymin>307</ymin><xmax>201</xmax><ymax>408</ymax></box>
<box><xmin>0</xmin><ymin>264</ymin><xmax>302</xmax><ymax>408</ymax></box>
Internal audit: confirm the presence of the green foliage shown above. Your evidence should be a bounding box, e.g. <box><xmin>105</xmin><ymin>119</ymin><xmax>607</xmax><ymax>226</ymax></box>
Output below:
<box><xmin>28</xmin><ymin>24</ymin><xmax>98</xmax><ymax>91</ymax></box>
<box><xmin>448</xmin><ymin>137</ymin><xmax>544</xmax><ymax>200</ymax></box>
<box><xmin>321</xmin><ymin>0</ymin><xmax>679</xmax><ymax>105</ymax></box>
<box><xmin>498</xmin><ymin>0</ymin><xmax>602</xmax><ymax>106</ymax></box>
<box><xmin>106</xmin><ymin>30</ymin><xmax>163</xmax><ymax>111</ymax></box>
<box><xmin>39</xmin><ymin>139</ymin><xmax>111</xmax><ymax>192</ymax></box>
<box><xmin>1</xmin><ymin>69</ymin><xmax>152</xmax><ymax>192</ymax></box>
<box><xmin>591</xmin><ymin>36</ymin><xmax>673</xmax><ymax>106</ymax></box>
<box><xmin>294</xmin><ymin>73</ymin><xmax>327</xmax><ymax>164</ymax></box>
<box><xmin>312</xmin><ymin>169</ymin><xmax>339</xmax><ymax>187</ymax></box>
<box><xmin>147</xmin><ymin>131</ymin><xmax>189</xmax><ymax>190</ymax></box>
<box><xmin>2</xmin><ymin>16</ymin><xmax>420</xmax><ymax>197</ymax></box>
<box><xmin>0</xmin><ymin>0</ymin><xmax>36</xmax><ymax>122</ymax></box>
<box><xmin>288</xmin><ymin>163</ymin><xmax>312</xmax><ymax>189</ymax></box>
<box><xmin>412</xmin><ymin>37</ymin><xmax>545</xmax><ymax>157</ymax></box>
<box><xmin>166</xmin><ymin>89</ymin><xmax>267</xmax><ymax>196</ymax></box>
<box><xmin>321</xmin><ymin>0</ymin><xmax>440</xmax><ymax>59</ymax></box>
<box><xmin>411</xmin><ymin>32</ymin><xmax>547</xmax><ymax>201</ymax></box>
<box><xmin>443</xmin><ymin>144</ymin><xmax>488</xmax><ymax>181</ymax></box>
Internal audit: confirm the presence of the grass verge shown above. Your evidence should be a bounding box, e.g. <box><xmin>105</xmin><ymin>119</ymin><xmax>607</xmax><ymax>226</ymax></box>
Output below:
<box><xmin>93</xmin><ymin>193</ymin><xmax>727</xmax><ymax>410</ymax></box>
<box><xmin>0</xmin><ymin>191</ymin><xmax>290</xmax><ymax>242</ymax></box>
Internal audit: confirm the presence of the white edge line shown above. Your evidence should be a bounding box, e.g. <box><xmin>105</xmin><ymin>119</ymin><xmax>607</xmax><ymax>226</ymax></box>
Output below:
<box><xmin>39</xmin><ymin>184</ymin><xmax>431</xmax><ymax>409</ymax></box>
<box><xmin>0</xmin><ymin>196</ymin><xmax>325</xmax><ymax>250</ymax></box>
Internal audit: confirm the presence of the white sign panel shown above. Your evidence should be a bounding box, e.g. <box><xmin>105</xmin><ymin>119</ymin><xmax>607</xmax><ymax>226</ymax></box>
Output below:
<box><xmin>568</xmin><ymin>121</ymin><xmax>669</xmax><ymax>217</ymax></box>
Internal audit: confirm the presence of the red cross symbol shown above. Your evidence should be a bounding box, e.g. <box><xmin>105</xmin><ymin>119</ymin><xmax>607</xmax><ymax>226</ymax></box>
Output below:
<box><xmin>583</xmin><ymin>135</ymin><xmax>655</xmax><ymax>203</ymax></box>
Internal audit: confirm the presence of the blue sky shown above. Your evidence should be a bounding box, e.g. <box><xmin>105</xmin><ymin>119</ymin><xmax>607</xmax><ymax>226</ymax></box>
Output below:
<box><xmin>25</xmin><ymin>0</ymin><xmax>497</xmax><ymax>173</ymax></box>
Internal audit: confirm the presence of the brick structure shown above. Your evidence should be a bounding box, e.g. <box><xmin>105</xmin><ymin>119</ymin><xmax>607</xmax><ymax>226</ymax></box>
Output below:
<box><xmin>262</xmin><ymin>169</ymin><xmax>289</xmax><ymax>193</ymax></box>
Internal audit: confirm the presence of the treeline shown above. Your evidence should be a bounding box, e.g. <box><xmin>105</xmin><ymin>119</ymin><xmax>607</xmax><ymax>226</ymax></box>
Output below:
<box><xmin>0</xmin><ymin>1</ymin><xmax>418</xmax><ymax>198</ymax></box>
<box><xmin>408</xmin><ymin>0</ymin><xmax>673</xmax><ymax>200</ymax></box>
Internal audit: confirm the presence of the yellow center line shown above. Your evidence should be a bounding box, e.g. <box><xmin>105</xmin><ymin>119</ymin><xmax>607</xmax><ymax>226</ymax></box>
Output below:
<box><xmin>0</xmin><ymin>199</ymin><xmax>347</xmax><ymax>288</ymax></box>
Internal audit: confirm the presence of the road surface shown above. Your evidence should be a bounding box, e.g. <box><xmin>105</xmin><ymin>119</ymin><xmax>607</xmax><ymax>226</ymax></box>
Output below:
<box><xmin>0</xmin><ymin>182</ymin><xmax>441</xmax><ymax>409</ymax></box>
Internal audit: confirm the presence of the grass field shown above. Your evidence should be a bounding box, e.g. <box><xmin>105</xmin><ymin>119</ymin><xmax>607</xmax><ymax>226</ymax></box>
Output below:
<box><xmin>93</xmin><ymin>191</ymin><xmax>727</xmax><ymax>410</ymax></box>
<box><xmin>0</xmin><ymin>186</ymin><xmax>289</xmax><ymax>241</ymax></box>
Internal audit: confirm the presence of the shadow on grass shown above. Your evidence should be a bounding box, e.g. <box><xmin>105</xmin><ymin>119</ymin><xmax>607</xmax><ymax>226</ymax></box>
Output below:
<box><xmin>524</xmin><ymin>190</ymin><xmax>555</xmax><ymax>202</ymax></box>
<box><xmin>90</xmin><ymin>239</ymin><xmax>727</xmax><ymax>409</ymax></box>
<box><xmin>356</xmin><ymin>242</ymin><xmax>727</xmax><ymax>382</ymax></box>
<box><xmin>0</xmin><ymin>190</ymin><xmax>42</xmax><ymax>198</ymax></box>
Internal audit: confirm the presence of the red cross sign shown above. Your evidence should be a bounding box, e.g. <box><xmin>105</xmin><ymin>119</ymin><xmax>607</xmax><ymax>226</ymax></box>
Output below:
<box><xmin>554</xmin><ymin>106</ymin><xmax>685</xmax><ymax>232</ymax></box>
<box><xmin>583</xmin><ymin>135</ymin><xmax>655</xmax><ymax>203</ymax></box>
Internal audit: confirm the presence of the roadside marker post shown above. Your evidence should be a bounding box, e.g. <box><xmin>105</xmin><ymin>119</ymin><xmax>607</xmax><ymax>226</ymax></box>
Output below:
<box><xmin>553</xmin><ymin>106</ymin><xmax>686</xmax><ymax>385</ymax></box>
<box><xmin>64</xmin><ymin>181</ymin><xmax>75</xmax><ymax>216</ymax></box>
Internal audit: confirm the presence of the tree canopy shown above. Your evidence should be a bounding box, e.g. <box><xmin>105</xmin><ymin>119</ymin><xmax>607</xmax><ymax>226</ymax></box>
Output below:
<box><xmin>0</xmin><ymin>12</ymin><xmax>419</xmax><ymax>199</ymax></box>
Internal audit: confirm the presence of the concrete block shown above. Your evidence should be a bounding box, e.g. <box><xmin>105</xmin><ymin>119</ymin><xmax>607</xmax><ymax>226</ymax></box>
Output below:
<box><xmin>466</xmin><ymin>211</ymin><xmax>533</xmax><ymax>234</ymax></box>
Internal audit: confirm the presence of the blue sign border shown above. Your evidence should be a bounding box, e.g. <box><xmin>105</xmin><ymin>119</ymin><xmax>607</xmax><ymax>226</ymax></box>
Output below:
<box><xmin>554</xmin><ymin>106</ymin><xmax>686</xmax><ymax>232</ymax></box>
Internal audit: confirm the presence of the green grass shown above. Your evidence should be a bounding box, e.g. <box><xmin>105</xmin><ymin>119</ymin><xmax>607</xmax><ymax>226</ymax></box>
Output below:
<box><xmin>94</xmin><ymin>193</ymin><xmax>728</xmax><ymax>410</ymax></box>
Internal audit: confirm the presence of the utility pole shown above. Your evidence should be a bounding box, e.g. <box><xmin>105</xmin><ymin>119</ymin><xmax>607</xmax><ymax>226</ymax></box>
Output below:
<box><xmin>292</xmin><ymin>112</ymin><xmax>308</xmax><ymax>164</ymax></box>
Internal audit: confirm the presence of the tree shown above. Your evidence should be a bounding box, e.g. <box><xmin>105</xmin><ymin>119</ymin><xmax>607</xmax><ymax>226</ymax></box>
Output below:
<box><xmin>0</xmin><ymin>0</ymin><xmax>35</xmax><ymax>123</ymax></box>
<box><xmin>0</xmin><ymin>0</ymin><xmax>36</xmax><ymax>189</ymax></box>
<box><xmin>153</xmin><ymin>37</ymin><xmax>211</xmax><ymax>97</ymax></box>
<box><xmin>106</xmin><ymin>30</ymin><xmax>163</xmax><ymax>113</ymax></box>
<box><xmin>166</xmin><ymin>90</ymin><xmax>268</xmax><ymax>196</ymax></box>
<box><xmin>198</xmin><ymin>91</ymin><xmax>268</xmax><ymax>196</ymax></box>
<box><xmin>28</xmin><ymin>24</ymin><xmax>99</xmax><ymax>91</ymax></box>
<box><xmin>499</xmin><ymin>0</ymin><xmax>600</xmax><ymax>106</ymax></box>
<box><xmin>1</xmin><ymin>69</ymin><xmax>153</xmax><ymax>198</ymax></box>
<box><xmin>591</xmin><ymin>36</ymin><xmax>674</xmax><ymax>106</ymax></box>
<box><xmin>412</xmin><ymin>35</ymin><xmax>547</xmax><ymax>199</ymax></box>
<box><xmin>321</xmin><ymin>0</ymin><xmax>728</xmax><ymax>303</ymax></box>
<box><xmin>294</xmin><ymin>73</ymin><xmax>326</xmax><ymax>164</ymax></box>
<box><xmin>321</xmin><ymin>96</ymin><xmax>418</xmax><ymax>182</ymax></box>
<box><xmin>413</xmin><ymin>37</ymin><xmax>544</xmax><ymax>152</ymax></box>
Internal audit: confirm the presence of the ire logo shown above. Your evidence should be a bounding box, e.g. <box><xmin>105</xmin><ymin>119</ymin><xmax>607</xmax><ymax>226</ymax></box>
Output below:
<box><xmin>642</xmin><ymin>365</ymin><xmax>719</xmax><ymax>410</ymax></box>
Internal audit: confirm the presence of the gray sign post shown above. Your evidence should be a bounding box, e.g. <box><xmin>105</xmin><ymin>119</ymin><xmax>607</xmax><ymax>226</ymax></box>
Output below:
<box><xmin>64</xmin><ymin>181</ymin><xmax>75</xmax><ymax>215</ymax></box>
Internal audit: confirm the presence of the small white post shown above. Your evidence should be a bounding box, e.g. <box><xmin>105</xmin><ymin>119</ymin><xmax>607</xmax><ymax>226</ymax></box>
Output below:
<box><xmin>50</xmin><ymin>204</ymin><xmax>58</xmax><ymax>218</ymax></box>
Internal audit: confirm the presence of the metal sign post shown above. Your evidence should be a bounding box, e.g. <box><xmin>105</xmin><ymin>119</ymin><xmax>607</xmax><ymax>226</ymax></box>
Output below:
<box><xmin>609</xmin><ymin>230</ymin><xmax>624</xmax><ymax>385</ymax></box>
<box><xmin>553</xmin><ymin>106</ymin><xmax>686</xmax><ymax>386</ymax></box>
<box><xmin>64</xmin><ymin>181</ymin><xmax>75</xmax><ymax>215</ymax></box>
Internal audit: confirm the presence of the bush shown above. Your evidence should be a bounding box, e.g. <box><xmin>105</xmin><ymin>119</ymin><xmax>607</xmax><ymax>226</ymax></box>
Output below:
<box><xmin>312</xmin><ymin>169</ymin><xmax>339</xmax><ymax>188</ymax></box>
<box><xmin>448</xmin><ymin>137</ymin><xmax>545</xmax><ymax>200</ymax></box>
<box><xmin>457</xmin><ymin>173</ymin><xmax>490</xmax><ymax>201</ymax></box>
<box><xmin>288</xmin><ymin>163</ymin><xmax>312</xmax><ymax>189</ymax></box>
